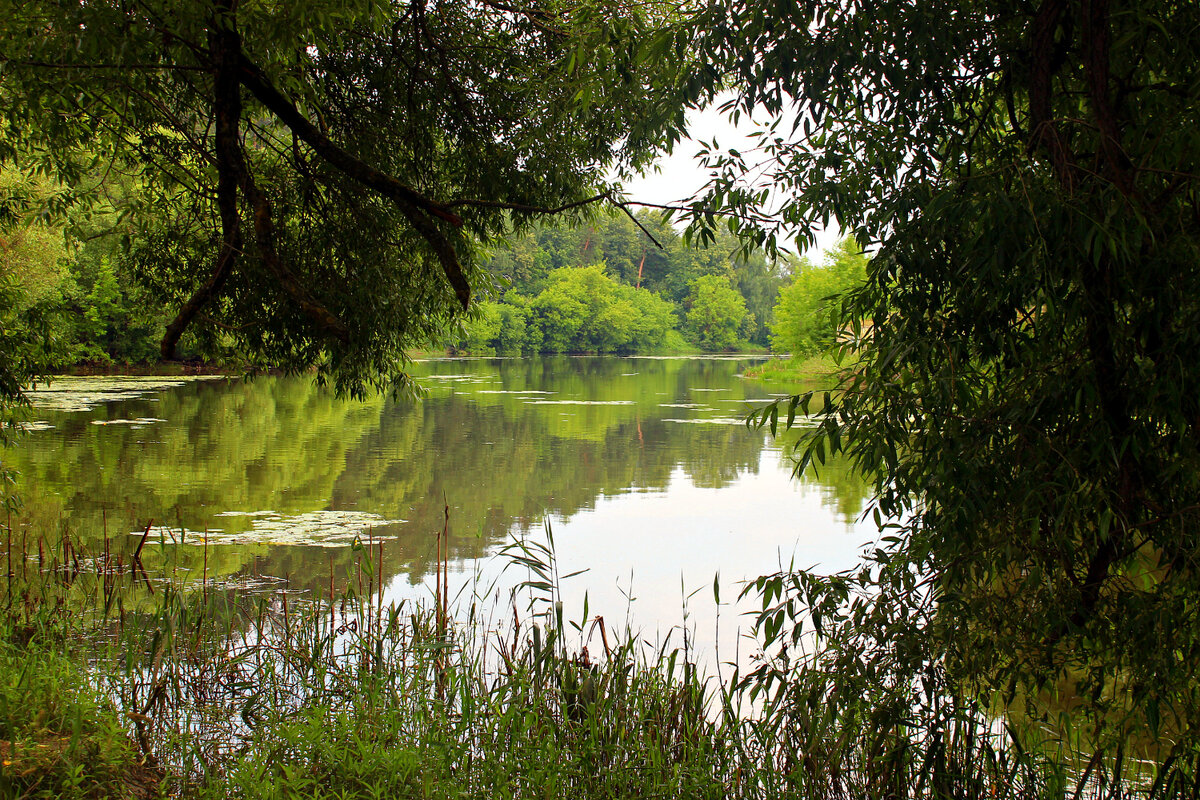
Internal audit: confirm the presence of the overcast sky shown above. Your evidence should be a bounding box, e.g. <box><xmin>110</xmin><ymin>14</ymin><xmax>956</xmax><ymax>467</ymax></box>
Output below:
<box><xmin>619</xmin><ymin>101</ymin><xmax>844</xmax><ymax>261</ymax></box>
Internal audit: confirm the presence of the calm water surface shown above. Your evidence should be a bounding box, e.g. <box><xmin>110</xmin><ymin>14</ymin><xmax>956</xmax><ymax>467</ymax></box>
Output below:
<box><xmin>15</xmin><ymin>356</ymin><xmax>873</xmax><ymax>668</ymax></box>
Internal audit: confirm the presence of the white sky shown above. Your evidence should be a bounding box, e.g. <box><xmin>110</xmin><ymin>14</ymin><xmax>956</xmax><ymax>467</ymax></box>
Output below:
<box><xmin>619</xmin><ymin>101</ymin><xmax>844</xmax><ymax>261</ymax></box>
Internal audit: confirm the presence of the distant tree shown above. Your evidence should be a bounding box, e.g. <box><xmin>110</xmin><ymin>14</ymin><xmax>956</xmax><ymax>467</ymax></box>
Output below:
<box><xmin>0</xmin><ymin>169</ymin><xmax>74</xmax><ymax>381</ymax></box>
<box><xmin>495</xmin><ymin>301</ymin><xmax>532</xmax><ymax>355</ymax></box>
<box><xmin>522</xmin><ymin>264</ymin><xmax>676</xmax><ymax>354</ymax></box>
<box><xmin>770</xmin><ymin>238</ymin><xmax>867</xmax><ymax>356</ymax></box>
<box><xmin>530</xmin><ymin>268</ymin><xmax>596</xmax><ymax>353</ymax></box>
<box><xmin>622</xmin><ymin>286</ymin><xmax>677</xmax><ymax>351</ymax></box>
<box><xmin>731</xmin><ymin>251</ymin><xmax>787</xmax><ymax>346</ymax></box>
<box><xmin>455</xmin><ymin>301</ymin><xmax>504</xmax><ymax>355</ymax></box>
<box><xmin>683</xmin><ymin>275</ymin><xmax>747</xmax><ymax>351</ymax></box>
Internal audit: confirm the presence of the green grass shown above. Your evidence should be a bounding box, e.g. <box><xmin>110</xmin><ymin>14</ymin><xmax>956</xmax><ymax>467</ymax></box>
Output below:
<box><xmin>741</xmin><ymin>353</ymin><xmax>842</xmax><ymax>385</ymax></box>
<box><xmin>2</xmin><ymin>523</ymin><xmax>1196</xmax><ymax>798</ymax></box>
<box><xmin>0</xmin><ymin>629</ymin><xmax>164</xmax><ymax>799</ymax></box>
<box><xmin>0</xmin><ymin>528</ymin><xmax>742</xmax><ymax>799</ymax></box>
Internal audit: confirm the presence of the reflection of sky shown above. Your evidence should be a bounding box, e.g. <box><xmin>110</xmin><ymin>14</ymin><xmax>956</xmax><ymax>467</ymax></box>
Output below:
<box><xmin>383</xmin><ymin>447</ymin><xmax>874</xmax><ymax>677</ymax></box>
<box><xmin>17</xmin><ymin>362</ymin><xmax>874</xmax><ymax>675</ymax></box>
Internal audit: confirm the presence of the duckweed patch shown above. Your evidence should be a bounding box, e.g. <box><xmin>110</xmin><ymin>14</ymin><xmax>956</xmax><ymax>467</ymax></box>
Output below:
<box><xmin>25</xmin><ymin>376</ymin><xmax>225</xmax><ymax>413</ymax></box>
<box><xmin>135</xmin><ymin>510</ymin><xmax>403</xmax><ymax>548</ymax></box>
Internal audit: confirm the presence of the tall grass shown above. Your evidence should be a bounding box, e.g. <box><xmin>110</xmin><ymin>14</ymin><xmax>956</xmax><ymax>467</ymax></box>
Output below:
<box><xmin>1</xmin><ymin>521</ymin><xmax>738</xmax><ymax>798</ymax></box>
<box><xmin>2</xmin><ymin>519</ymin><xmax>1198</xmax><ymax>798</ymax></box>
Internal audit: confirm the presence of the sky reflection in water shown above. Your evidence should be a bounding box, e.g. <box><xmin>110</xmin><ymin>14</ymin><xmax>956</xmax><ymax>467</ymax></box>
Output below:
<box><xmin>15</xmin><ymin>356</ymin><xmax>874</xmax><ymax>671</ymax></box>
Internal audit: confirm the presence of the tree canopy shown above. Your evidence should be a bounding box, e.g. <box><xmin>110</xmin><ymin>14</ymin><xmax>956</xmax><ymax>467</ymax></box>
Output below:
<box><xmin>769</xmin><ymin>237</ymin><xmax>866</xmax><ymax>357</ymax></box>
<box><xmin>696</xmin><ymin>0</ymin><xmax>1200</xmax><ymax>774</ymax></box>
<box><xmin>0</xmin><ymin>0</ymin><xmax>690</xmax><ymax>397</ymax></box>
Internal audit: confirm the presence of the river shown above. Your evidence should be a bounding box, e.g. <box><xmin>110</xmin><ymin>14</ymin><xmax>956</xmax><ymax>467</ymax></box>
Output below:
<box><xmin>12</xmin><ymin>355</ymin><xmax>873</xmax><ymax>670</ymax></box>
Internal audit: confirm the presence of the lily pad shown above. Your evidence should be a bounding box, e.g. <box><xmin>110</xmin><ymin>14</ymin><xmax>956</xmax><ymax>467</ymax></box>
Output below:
<box><xmin>473</xmin><ymin>390</ymin><xmax>555</xmax><ymax>395</ymax></box>
<box><xmin>524</xmin><ymin>400</ymin><xmax>635</xmax><ymax>406</ymax></box>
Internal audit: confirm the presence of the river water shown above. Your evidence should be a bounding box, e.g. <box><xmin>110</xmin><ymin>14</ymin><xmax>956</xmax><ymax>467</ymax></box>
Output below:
<box><xmin>14</xmin><ymin>356</ymin><xmax>873</xmax><ymax>670</ymax></box>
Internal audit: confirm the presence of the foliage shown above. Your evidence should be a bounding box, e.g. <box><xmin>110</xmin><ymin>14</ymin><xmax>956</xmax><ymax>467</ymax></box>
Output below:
<box><xmin>0</xmin><ymin>161</ymin><xmax>217</xmax><ymax>377</ymax></box>
<box><xmin>458</xmin><ymin>263</ymin><xmax>678</xmax><ymax>354</ymax></box>
<box><xmin>683</xmin><ymin>275</ymin><xmax>748</xmax><ymax>351</ymax></box>
<box><xmin>0</xmin><ymin>0</ymin><xmax>689</xmax><ymax>397</ymax></box>
<box><xmin>479</xmin><ymin>208</ymin><xmax>788</xmax><ymax>351</ymax></box>
<box><xmin>706</xmin><ymin>0</ymin><xmax>1200</xmax><ymax>774</ymax></box>
<box><xmin>6</xmin><ymin>507</ymin><xmax>1160</xmax><ymax>800</ymax></box>
<box><xmin>769</xmin><ymin>238</ymin><xmax>867</xmax><ymax>357</ymax></box>
<box><xmin>0</xmin><ymin>170</ymin><xmax>67</xmax><ymax>382</ymax></box>
<box><xmin>0</xmin><ymin>629</ymin><xmax>162</xmax><ymax>799</ymax></box>
<box><xmin>2</xmin><ymin>524</ymin><xmax>737</xmax><ymax>799</ymax></box>
<box><xmin>458</xmin><ymin>301</ymin><xmax>506</xmax><ymax>356</ymax></box>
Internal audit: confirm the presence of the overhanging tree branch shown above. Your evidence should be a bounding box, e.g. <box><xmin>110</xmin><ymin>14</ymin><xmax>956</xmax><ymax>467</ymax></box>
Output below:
<box><xmin>160</xmin><ymin>5</ymin><xmax>243</xmax><ymax>360</ymax></box>
<box><xmin>238</xmin><ymin>168</ymin><xmax>351</xmax><ymax>344</ymax></box>
<box><xmin>234</xmin><ymin>54</ymin><xmax>472</xmax><ymax>309</ymax></box>
<box><xmin>445</xmin><ymin>192</ymin><xmax>666</xmax><ymax>249</ymax></box>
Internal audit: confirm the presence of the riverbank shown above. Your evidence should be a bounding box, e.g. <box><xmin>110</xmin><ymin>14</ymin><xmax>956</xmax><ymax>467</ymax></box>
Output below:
<box><xmin>0</xmin><ymin>520</ymin><xmax>1139</xmax><ymax>799</ymax></box>
<box><xmin>15</xmin><ymin>475</ymin><xmax>1197</xmax><ymax>800</ymax></box>
<box><xmin>740</xmin><ymin>353</ymin><xmax>841</xmax><ymax>385</ymax></box>
<box><xmin>0</xmin><ymin>530</ymin><xmax>739</xmax><ymax>799</ymax></box>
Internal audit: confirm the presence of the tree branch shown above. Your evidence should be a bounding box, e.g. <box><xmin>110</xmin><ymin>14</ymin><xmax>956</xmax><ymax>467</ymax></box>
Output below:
<box><xmin>614</xmin><ymin>201</ymin><xmax>664</xmax><ymax>249</ymax></box>
<box><xmin>474</xmin><ymin>0</ymin><xmax>567</xmax><ymax>37</ymax></box>
<box><xmin>0</xmin><ymin>57</ymin><xmax>207</xmax><ymax>72</ymax></box>
<box><xmin>445</xmin><ymin>192</ymin><xmax>611</xmax><ymax>214</ymax></box>
<box><xmin>160</xmin><ymin>3</ymin><xmax>242</xmax><ymax>360</ymax></box>
<box><xmin>1080</xmin><ymin>0</ymin><xmax>1136</xmax><ymax>199</ymax></box>
<box><xmin>1027</xmin><ymin>0</ymin><xmax>1076</xmax><ymax>191</ymax></box>
<box><xmin>238</xmin><ymin>168</ymin><xmax>351</xmax><ymax>344</ymax></box>
<box><xmin>234</xmin><ymin>54</ymin><xmax>471</xmax><ymax>309</ymax></box>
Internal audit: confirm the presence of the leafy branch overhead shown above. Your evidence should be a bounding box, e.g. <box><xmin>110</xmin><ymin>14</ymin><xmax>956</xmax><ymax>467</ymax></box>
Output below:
<box><xmin>0</xmin><ymin>0</ymin><xmax>693</xmax><ymax>395</ymax></box>
<box><xmin>714</xmin><ymin>0</ymin><xmax>1200</xmax><ymax>758</ymax></box>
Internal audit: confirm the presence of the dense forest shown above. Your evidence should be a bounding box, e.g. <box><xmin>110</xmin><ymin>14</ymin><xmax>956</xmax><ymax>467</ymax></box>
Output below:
<box><xmin>1</xmin><ymin>170</ymin><xmax>866</xmax><ymax>362</ymax></box>
<box><xmin>461</xmin><ymin>210</ymin><xmax>787</xmax><ymax>354</ymax></box>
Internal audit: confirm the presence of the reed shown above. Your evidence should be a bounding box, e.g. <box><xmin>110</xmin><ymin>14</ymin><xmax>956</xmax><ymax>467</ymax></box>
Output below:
<box><xmin>2</xmin><ymin>521</ymin><xmax>1197</xmax><ymax>798</ymax></box>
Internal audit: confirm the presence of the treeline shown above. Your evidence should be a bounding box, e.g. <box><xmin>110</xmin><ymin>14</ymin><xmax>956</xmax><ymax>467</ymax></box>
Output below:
<box><xmin>2</xmin><ymin>165</ymin><xmax>864</xmax><ymax>366</ymax></box>
<box><xmin>461</xmin><ymin>211</ymin><xmax>871</xmax><ymax>358</ymax></box>
<box><xmin>457</xmin><ymin>209</ymin><xmax>789</xmax><ymax>354</ymax></box>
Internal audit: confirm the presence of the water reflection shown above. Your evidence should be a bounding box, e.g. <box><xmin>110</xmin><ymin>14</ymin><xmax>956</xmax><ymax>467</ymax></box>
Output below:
<box><xmin>13</xmin><ymin>356</ymin><xmax>874</xmax><ymax>663</ymax></box>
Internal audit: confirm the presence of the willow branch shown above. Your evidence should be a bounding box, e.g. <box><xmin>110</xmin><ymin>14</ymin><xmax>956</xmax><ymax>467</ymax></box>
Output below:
<box><xmin>1080</xmin><ymin>0</ymin><xmax>1135</xmax><ymax>199</ymax></box>
<box><xmin>445</xmin><ymin>192</ymin><xmax>611</xmax><ymax>213</ymax></box>
<box><xmin>0</xmin><ymin>57</ymin><xmax>207</xmax><ymax>72</ymax></box>
<box><xmin>238</xmin><ymin>169</ymin><xmax>351</xmax><ymax>344</ymax></box>
<box><xmin>160</xmin><ymin>5</ymin><xmax>242</xmax><ymax>360</ymax></box>
<box><xmin>614</xmin><ymin>201</ymin><xmax>664</xmax><ymax>249</ymax></box>
<box><xmin>234</xmin><ymin>54</ymin><xmax>471</xmax><ymax>309</ymax></box>
<box><xmin>1028</xmin><ymin>0</ymin><xmax>1075</xmax><ymax>190</ymax></box>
